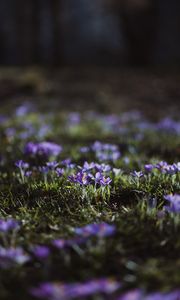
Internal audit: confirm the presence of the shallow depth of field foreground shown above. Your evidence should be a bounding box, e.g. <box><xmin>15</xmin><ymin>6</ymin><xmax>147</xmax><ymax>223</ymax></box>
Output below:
<box><xmin>0</xmin><ymin>84</ymin><xmax>180</xmax><ymax>300</ymax></box>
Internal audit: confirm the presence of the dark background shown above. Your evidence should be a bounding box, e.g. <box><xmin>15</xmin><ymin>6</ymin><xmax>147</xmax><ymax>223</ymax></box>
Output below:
<box><xmin>0</xmin><ymin>0</ymin><xmax>180</xmax><ymax>118</ymax></box>
<box><xmin>0</xmin><ymin>0</ymin><xmax>180</xmax><ymax>66</ymax></box>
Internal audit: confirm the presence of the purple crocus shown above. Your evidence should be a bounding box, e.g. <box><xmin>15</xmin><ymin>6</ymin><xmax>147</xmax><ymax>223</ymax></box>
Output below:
<box><xmin>146</xmin><ymin>290</ymin><xmax>180</xmax><ymax>300</ymax></box>
<box><xmin>0</xmin><ymin>247</ymin><xmax>30</xmax><ymax>269</ymax></box>
<box><xmin>173</xmin><ymin>162</ymin><xmax>180</xmax><ymax>173</ymax></box>
<box><xmin>164</xmin><ymin>194</ymin><xmax>180</xmax><ymax>213</ymax></box>
<box><xmin>95</xmin><ymin>163</ymin><xmax>111</xmax><ymax>173</ymax></box>
<box><xmin>56</xmin><ymin>168</ymin><xmax>64</xmax><ymax>177</ymax></box>
<box><xmin>117</xmin><ymin>289</ymin><xmax>144</xmax><ymax>300</ymax></box>
<box><xmin>15</xmin><ymin>160</ymin><xmax>29</xmax><ymax>170</ymax></box>
<box><xmin>30</xmin><ymin>278</ymin><xmax>120</xmax><ymax>300</ymax></box>
<box><xmin>94</xmin><ymin>172</ymin><xmax>112</xmax><ymax>186</ymax></box>
<box><xmin>81</xmin><ymin>162</ymin><xmax>96</xmax><ymax>172</ymax></box>
<box><xmin>131</xmin><ymin>171</ymin><xmax>144</xmax><ymax>178</ymax></box>
<box><xmin>74</xmin><ymin>223</ymin><xmax>116</xmax><ymax>238</ymax></box>
<box><xmin>117</xmin><ymin>289</ymin><xmax>180</xmax><ymax>300</ymax></box>
<box><xmin>52</xmin><ymin>237</ymin><xmax>86</xmax><ymax>249</ymax></box>
<box><xmin>31</xmin><ymin>283</ymin><xmax>55</xmax><ymax>299</ymax></box>
<box><xmin>155</xmin><ymin>161</ymin><xmax>168</xmax><ymax>173</ymax></box>
<box><xmin>80</xmin><ymin>146</ymin><xmax>89</xmax><ymax>153</ymax></box>
<box><xmin>69</xmin><ymin>172</ymin><xmax>92</xmax><ymax>186</ymax></box>
<box><xmin>0</xmin><ymin>219</ymin><xmax>20</xmax><ymax>233</ymax></box>
<box><xmin>46</xmin><ymin>161</ymin><xmax>59</xmax><ymax>170</ymax></box>
<box><xmin>31</xmin><ymin>245</ymin><xmax>50</xmax><ymax>260</ymax></box>
<box><xmin>24</xmin><ymin>142</ymin><xmax>62</xmax><ymax>158</ymax></box>
<box><xmin>66</xmin><ymin>278</ymin><xmax>120</xmax><ymax>298</ymax></box>
<box><xmin>92</xmin><ymin>141</ymin><xmax>121</xmax><ymax>162</ymax></box>
<box><xmin>24</xmin><ymin>171</ymin><xmax>32</xmax><ymax>177</ymax></box>
<box><xmin>39</xmin><ymin>166</ymin><xmax>49</xmax><ymax>174</ymax></box>
<box><xmin>157</xmin><ymin>118</ymin><xmax>180</xmax><ymax>135</ymax></box>
<box><xmin>144</xmin><ymin>164</ymin><xmax>154</xmax><ymax>173</ymax></box>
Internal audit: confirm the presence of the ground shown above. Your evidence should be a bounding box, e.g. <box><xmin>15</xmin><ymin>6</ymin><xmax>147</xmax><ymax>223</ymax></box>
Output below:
<box><xmin>0</xmin><ymin>67</ymin><xmax>179</xmax><ymax>300</ymax></box>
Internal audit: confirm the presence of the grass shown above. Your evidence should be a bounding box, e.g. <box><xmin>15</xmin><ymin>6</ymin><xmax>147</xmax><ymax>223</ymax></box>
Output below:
<box><xmin>0</xmin><ymin>101</ymin><xmax>179</xmax><ymax>300</ymax></box>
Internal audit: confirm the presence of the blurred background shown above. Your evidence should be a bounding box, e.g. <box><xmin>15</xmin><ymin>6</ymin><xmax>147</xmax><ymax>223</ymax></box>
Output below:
<box><xmin>0</xmin><ymin>0</ymin><xmax>180</xmax><ymax>116</ymax></box>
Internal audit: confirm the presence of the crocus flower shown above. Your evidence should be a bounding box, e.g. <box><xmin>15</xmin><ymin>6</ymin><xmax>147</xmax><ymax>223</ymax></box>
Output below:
<box><xmin>30</xmin><ymin>278</ymin><xmax>120</xmax><ymax>300</ymax></box>
<box><xmin>95</xmin><ymin>163</ymin><xmax>111</xmax><ymax>173</ymax></box>
<box><xmin>146</xmin><ymin>290</ymin><xmax>180</xmax><ymax>300</ymax></box>
<box><xmin>67</xmin><ymin>112</ymin><xmax>81</xmax><ymax>125</ymax></box>
<box><xmin>69</xmin><ymin>172</ymin><xmax>92</xmax><ymax>186</ymax></box>
<box><xmin>39</xmin><ymin>166</ymin><xmax>49</xmax><ymax>174</ymax></box>
<box><xmin>164</xmin><ymin>194</ymin><xmax>180</xmax><ymax>213</ymax></box>
<box><xmin>93</xmin><ymin>172</ymin><xmax>112</xmax><ymax>186</ymax></box>
<box><xmin>117</xmin><ymin>289</ymin><xmax>144</xmax><ymax>300</ymax></box>
<box><xmin>131</xmin><ymin>171</ymin><xmax>144</xmax><ymax>178</ymax></box>
<box><xmin>0</xmin><ymin>247</ymin><xmax>30</xmax><ymax>269</ymax></box>
<box><xmin>81</xmin><ymin>162</ymin><xmax>96</xmax><ymax>172</ymax></box>
<box><xmin>155</xmin><ymin>161</ymin><xmax>168</xmax><ymax>173</ymax></box>
<box><xmin>74</xmin><ymin>223</ymin><xmax>116</xmax><ymax>238</ymax></box>
<box><xmin>0</xmin><ymin>219</ymin><xmax>20</xmax><ymax>233</ymax></box>
<box><xmin>173</xmin><ymin>162</ymin><xmax>180</xmax><ymax>173</ymax></box>
<box><xmin>52</xmin><ymin>237</ymin><xmax>86</xmax><ymax>249</ymax></box>
<box><xmin>56</xmin><ymin>168</ymin><xmax>64</xmax><ymax>177</ymax></box>
<box><xmin>25</xmin><ymin>142</ymin><xmax>62</xmax><ymax>158</ymax></box>
<box><xmin>15</xmin><ymin>102</ymin><xmax>33</xmax><ymax>116</ymax></box>
<box><xmin>15</xmin><ymin>160</ymin><xmax>29</xmax><ymax>170</ymax></box>
<box><xmin>144</xmin><ymin>164</ymin><xmax>154</xmax><ymax>173</ymax></box>
<box><xmin>157</xmin><ymin>118</ymin><xmax>180</xmax><ymax>135</ymax></box>
<box><xmin>46</xmin><ymin>161</ymin><xmax>59</xmax><ymax>170</ymax></box>
<box><xmin>117</xmin><ymin>289</ymin><xmax>180</xmax><ymax>300</ymax></box>
<box><xmin>31</xmin><ymin>245</ymin><xmax>50</xmax><ymax>260</ymax></box>
<box><xmin>80</xmin><ymin>146</ymin><xmax>89</xmax><ymax>153</ymax></box>
<box><xmin>92</xmin><ymin>142</ymin><xmax>121</xmax><ymax>162</ymax></box>
<box><xmin>24</xmin><ymin>171</ymin><xmax>32</xmax><ymax>177</ymax></box>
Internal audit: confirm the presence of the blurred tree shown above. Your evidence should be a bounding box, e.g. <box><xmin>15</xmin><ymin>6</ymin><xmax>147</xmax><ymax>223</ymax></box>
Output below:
<box><xmin>16</xmin><ymin>0</ymin><xmax>38</xmax><ymax>64</ymax></box>
<box><xmin>0</xmin><ymin>0</ymin><xmax>180</xmax><ymax>66</ymax></box>
<box><xmin>0</xmin><ymin>0</ymin><xmax>18</xmax><ymax>64</ymax></box>
<box><xmin>107</xmin><ymin>0</ymin><xmax>157</xmax><ymax>65</ymax></box>
<box><xmin>155</xmin><ymin>0</ymin><xmax>180</xmax><ymax>65</ymax></box>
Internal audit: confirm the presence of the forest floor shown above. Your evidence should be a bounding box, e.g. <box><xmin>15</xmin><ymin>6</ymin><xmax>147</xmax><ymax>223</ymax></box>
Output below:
<box><xmin>0</xmin><ymin>67</ymin><xmax>179</xmax><ymax>300</ymax></box>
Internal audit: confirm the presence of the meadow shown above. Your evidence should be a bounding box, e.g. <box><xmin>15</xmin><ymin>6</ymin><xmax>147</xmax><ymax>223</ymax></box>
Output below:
<box><xmin>0</xmin><ymin>101</ymin><xmax>179</xmax><ymax>300</ymax></box>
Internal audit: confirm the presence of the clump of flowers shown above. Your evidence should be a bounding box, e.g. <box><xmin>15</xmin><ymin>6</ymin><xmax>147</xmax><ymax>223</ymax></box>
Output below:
<box><xmin>31</xmin><ymin>245</ymin><xmax>50</xmax><ymax>260</ymax></box>
<box><xmin>164</xmin><ymin>194</ymin><xmax>180</xmax><ymax>213</ymax></box>
<box><xmin>15</xmin><ymin>160</ymin><xmax>31</xmax><ymax>183</ymax></box>
<box><xmin>52</xmin><ymin>237</ymin><xmax>86</xmax><ymax>250</ymax></box>
<box><xmin>31</xmin><ymin>278</ymin><xmax>120</xmax><ymax>300</ymax></box>
<box><xmin>74</xmin><ymin>222</ymin><xmax>116</xmax><ymax>238</ymax></box>
<box><xmin>24</xmin><ymin>141</ymin><xmax>62</xmax><ymax>158</ymax></box>
<box><xmin>0</xmin><ymin>219</ymin><xmax>20</xmax><ymax>233</ymax></box>
<box><xmin>68</xmin><ymin>161</ymin><xmax>112</xmax><ymax>188</ymax></box>
<box><xmin>92</xmin><ymin>141</ymin><xmax>121</xmax><ymax>162</ymax></box>
<box><xmin>144</xmin><ymin>161</ymin><xmax>180</xmax><ymax>175</ymax></box>
<box><xmin>0</xmin><ymin>247</ymin><xmax>30</xmax><ymax>269</ymax></box>
<box><xmin>117</xmin><ymin>289</ymin><xmax>180</xmax><ymax>300</ymax></box>
<box><xmin>0</xmin><ymin>218</ymin><xmax>21</xmax><ymax>247</ymax></box>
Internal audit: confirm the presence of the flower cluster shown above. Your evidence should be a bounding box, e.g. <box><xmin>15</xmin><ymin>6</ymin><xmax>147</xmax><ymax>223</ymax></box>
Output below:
<box><xmin>92</xmin><ymin>141</ymin><xmax>121</xmax><ymax>162</ymax></box>
<box><xmin>144</xmin><ymin>161</ymin><xmax>180</xmax><ymax>175</ymax></box>
<box><xmin>71</xmin><ymin>171</ymin><xmax>111</xmax><ymax>186</ymax></box>
<box><xmin>31</xmin><ymin>245</ymin><xmax>50</xmax><ymax>260</ymax></box>
<box><xmin>69</xmin><ymin>170</ymin><xmax>112</xmax><ymax>187</ymax></box>
<box><xmin>117</xmin><ymin>289</ymin><xmax>180</xmax><ymax>300</ymax></box>
<box><xmin>24</xmin><ymin>141</ymin><xmax>62</xmax><ymax>158</ymax></box>
<box><xmin>164</xmin><ymin>194</ymin><xmax>180</xmax><ymax>213</ymax></box>
<box><xmin>52</xmin><ymin>237</ymin><xmax>86</xmax><ymax>250</ymax></box>
<box><xmin>74</xmin><ymin>222</ymin><xmax>116</xmax><ymax>238</ymax></box>
<box><xmin>52</xmin><ymin>223</ymin><xmax>116</xmax><ymax>250</ymax></box>
<box><xmin>0</xmin><ymin>247</ymin><xmax>30</xmax><ymax>269</ymax></box>
<box><xmin>31</xmin><ymin>278</ymin><xmax>120</xmax><ymax>300</ymax></box>
<box><xmin>0</xmin><ymin>218</ymin><xmax>20</xmax><ymax>233</ymax></box>
<box><xmin>157</xmin><ymin>117</ymin><xmax>180</xmax><ymax>135</ymax></box>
